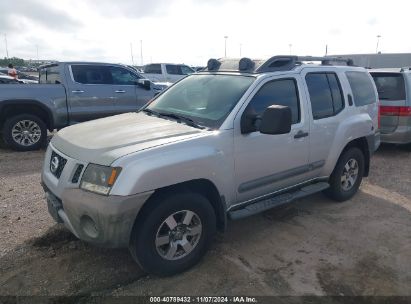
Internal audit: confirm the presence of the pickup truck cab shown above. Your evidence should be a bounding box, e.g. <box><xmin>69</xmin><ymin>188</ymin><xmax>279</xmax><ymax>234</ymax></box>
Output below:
<box><xmin>0</xmin><ymin>62</ymin><xmax>165</xmax><ymax>151</ymax></box>
<box><xmin>42</xmin><ymin>56</ymin><xmax>380</xmax><ymax>276</ymax></box>
<box><xmin>142</xmin><ymin>63</ymin><xmax>195</xmax><ymax>83</ymax></box>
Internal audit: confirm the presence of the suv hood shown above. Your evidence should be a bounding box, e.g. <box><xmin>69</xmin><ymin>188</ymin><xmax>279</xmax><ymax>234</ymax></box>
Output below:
<box><xmin>51</xmin><ymin>112</ymin><xmax>204</xmax><ymax>165</ymax></box>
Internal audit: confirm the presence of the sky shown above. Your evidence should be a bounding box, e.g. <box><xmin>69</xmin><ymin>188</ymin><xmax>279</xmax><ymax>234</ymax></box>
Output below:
<box><xmin>1</xmin><ymin>0</ymin><xmax>411</xmax><ymax>66</ymax></box>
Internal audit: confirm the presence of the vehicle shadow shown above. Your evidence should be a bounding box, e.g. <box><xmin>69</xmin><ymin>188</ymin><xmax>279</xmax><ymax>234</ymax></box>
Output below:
<box><xmin>0</xmin><ymin>224</ymin><xmax>145</xmax><ymax>296</ymax></box>
<box><xmin>114</xmin><ymin>190</ymin><xmax>411</xmax><ymax>296</ymax></box>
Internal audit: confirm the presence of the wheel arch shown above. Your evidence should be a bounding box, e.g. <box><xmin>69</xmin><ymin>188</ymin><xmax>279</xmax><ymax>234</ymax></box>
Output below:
<box><xmin>340</xmin><ymin>137</ymin><xmax>371</xmax><ymax>177</ymax></box>
<box><xmin>131</xmin><ymin>179</ymin><xmax>227</xmax><ymax>240</ymax></box>
<box><xmin>0</xmin><ymin>100</ymin><xmax>54</xmax><ymax>131</ymax></box>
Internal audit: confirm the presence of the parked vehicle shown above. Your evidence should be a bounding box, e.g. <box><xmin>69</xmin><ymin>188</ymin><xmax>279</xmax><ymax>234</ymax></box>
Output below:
<box><xmin>0</xmin><ymin>67</ymin><xmax>39</xmax><ymax>83</ymax></box>
<box><xmin>370</xmin><ymin>68</ymin><xmax>411</xmax><ymax>144</ymax></box>
<box><xmin>42</xmin><ymin>56</ymin><xmax>380</xmax><ymax>276</ymax></box>
<box><xmin>0</xmin><ymin>74</ymin><xmax>22</xmax><ymax>84</ymax></box>
<box><xmin>142</xmin><ymin>63</ymin><xmax>195</xmax><ymax>83</ymax></box>
<box><xmin>0</xmin><ymin>62</ymin><xmax>166</xmax><ymax>151</ymax></box>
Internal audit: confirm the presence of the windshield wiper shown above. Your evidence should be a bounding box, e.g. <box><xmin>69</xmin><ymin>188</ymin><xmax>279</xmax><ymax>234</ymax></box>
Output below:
<box><xmin>157</xmin><ymin>112</ymin><xmax>205</xmax><ymax>129</ymax></box>
<box><xmin>141</xmin><ymin>108</ymin><xmax>160</xmax><ymax>116</ymax></box>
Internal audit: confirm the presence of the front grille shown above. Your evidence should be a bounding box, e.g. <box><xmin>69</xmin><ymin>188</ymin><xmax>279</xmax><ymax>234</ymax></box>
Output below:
<box><xmin>50</xmin><ymin>151</ymin><xmax>67</xmax><ymax>179</ymax></box>
<box><xmin>72</xmin><ymin>164</ymin><xmax>84</xmax><ymax>183</ymax></box>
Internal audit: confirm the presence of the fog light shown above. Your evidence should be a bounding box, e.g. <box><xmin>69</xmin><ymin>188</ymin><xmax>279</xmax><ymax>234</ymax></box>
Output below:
<box><xmin>80</xmin><ymin>215</ymin><xmax>99</xmax><ymax>239</ymax></box>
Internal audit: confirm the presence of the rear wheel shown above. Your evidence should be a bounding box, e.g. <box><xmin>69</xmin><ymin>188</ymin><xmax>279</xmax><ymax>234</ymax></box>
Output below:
<box><xmin>324</xmin><ymin>147</ymin><xmax>365</xmax><ymax>202</ymax></box>
<box><xmin>2</xmin><ymin>114</ymin><xmax>47</xmax><ymax>151</ymax></box>
<box><xmin>129</xmin><ymin>192</ymin><xmax>216</xmax><ymax>276</ymax></box>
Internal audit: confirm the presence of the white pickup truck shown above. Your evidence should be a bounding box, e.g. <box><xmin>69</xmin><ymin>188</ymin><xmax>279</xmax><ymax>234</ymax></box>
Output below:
<box><xmin>142</xmin><ymin>63</ymin><xmax>195</xmax><ymax>83</ymax></box>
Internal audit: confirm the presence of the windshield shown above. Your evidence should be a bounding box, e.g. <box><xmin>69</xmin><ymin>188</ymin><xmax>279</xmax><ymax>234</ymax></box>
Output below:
<box><xmin>145</xmin><ymin>74</ymin><xmax>255</xmax><ymax>129</ymax></box>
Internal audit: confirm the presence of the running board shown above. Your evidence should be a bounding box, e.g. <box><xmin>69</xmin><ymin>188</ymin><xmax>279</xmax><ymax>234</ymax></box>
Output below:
<box><xmin>228</xmin><ymin>182</ymin><xmax>330</xmax><ymax>220</ymax></box>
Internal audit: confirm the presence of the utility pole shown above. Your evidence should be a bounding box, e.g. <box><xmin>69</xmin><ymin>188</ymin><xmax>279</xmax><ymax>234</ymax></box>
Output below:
<box><xmin>130</xmin><ymin>43</ymin><xmax>134</xmax><ymax>65</ymax></box>
<box><xmin>140</xmin><ymin>40</ymin><xmax>143</xmax><ymax>66</ymax></box>
<box><xmin>376</xmin><ymin>35</ymin><xmax>381</xmax><ymax>53</ymax></box>
<box><xmin>289</xmin><ymin>43</ymin><xmax>292</xmax><ymax>55</ymax></box>
<box><xmin>4</xmin><ymin>34</ymin><xmax>9</xmax><ymax>58</ymax></box>
<box><xmin>325</xmin><ymin>44</ymin><xmax>328</xmax><ymax>56</ymax></box>
<box><xmin>224</xmin><ymin>36</ymin><xmax>228</xmax><ymax>57</ymax></box>
<box><xmin>36</xmin><ymin>44</ymin><xmax>39</xmax><ymax>61</ymax></box>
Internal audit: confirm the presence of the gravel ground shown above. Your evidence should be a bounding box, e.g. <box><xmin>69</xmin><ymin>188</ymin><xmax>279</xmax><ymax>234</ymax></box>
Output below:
<box><xmin>0</xmin><ymin>144</ymin><xmax>410</xmax><ymax>297</ymax></box>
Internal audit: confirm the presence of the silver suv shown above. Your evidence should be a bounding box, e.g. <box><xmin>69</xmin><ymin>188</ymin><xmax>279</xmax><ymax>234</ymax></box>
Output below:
<box><xmin>41</xmin><ymin>56</ymin><xmax>380</xmax><ymax>276</ymax></box>
<box><xmin>370</xmin><ymin>68</ymin><xmax>411</xmax><ymax>144</ymax></box>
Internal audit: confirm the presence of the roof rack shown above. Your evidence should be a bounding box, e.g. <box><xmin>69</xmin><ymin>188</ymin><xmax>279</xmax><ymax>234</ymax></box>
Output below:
<box><xmin>256</xmin><ymin>56</ymin><xmax>354</xmax><ymax>73</ymax></box>
<box><xmin>205</xmin><ymin>55</ymin><xmax>355</xmax><ymax>74</ymax></box>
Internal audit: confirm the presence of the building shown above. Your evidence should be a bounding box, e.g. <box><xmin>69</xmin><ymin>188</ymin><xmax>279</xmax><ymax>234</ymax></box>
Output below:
<box><xmin>333</xmin><ymin>53</ymin><xmax>411</xmax><ymax>69</ymax></box>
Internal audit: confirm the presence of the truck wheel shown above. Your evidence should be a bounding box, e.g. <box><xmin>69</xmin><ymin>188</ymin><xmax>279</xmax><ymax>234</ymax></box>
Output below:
<box><xmin>324</xmin><ymin>147</ymin><xmax>365</xmax><ymax>202</ymax></box>
<box><xmin>2</xmin><ymin>114</ymin><xmax>47</xmax><ymax>151</ymax></box>
<box><xmin>129</xmin><ymin>192</ymin><xmax>216</xmax><ymax>276</ymax></box>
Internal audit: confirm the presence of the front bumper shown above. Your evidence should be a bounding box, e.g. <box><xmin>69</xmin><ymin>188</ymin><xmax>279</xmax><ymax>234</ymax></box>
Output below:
<box><xmin>41</xmin><ymin>144</ymin><xmax>153</xmax><ymax>248</ymax></box>
<box><xmin>44</xmin><ymin>186</ymin><xmax>152</xmax><ymax>248</ymax></box>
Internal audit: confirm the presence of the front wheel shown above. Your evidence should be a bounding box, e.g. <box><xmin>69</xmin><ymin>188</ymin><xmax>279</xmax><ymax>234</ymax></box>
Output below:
<box><xmin>2</xmin><ymin>114</ymin><xmax>47</xmax><ymax>151</ymax></box>
<box><xmin>324</xmin><ymin>147</ymin><xmax>365</xmax><ymax>202</ymax></box>
<box><xmin>129</xmin><ymin>192</ymin><xmax>216</xmax><ymax>276</ymax></box>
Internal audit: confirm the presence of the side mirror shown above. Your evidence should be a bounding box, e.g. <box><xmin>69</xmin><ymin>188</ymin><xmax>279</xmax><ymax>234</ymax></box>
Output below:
<box><xmin>259</xmin><ymin>105</ymin><xmax>292</xmax><ymax>135</ymax></box>
<box><xmin>240</xmin><ymin>106</ymin><xmax>259</xmax><ymax>134</ymax></box>
<box><xmin>136</xmin><ymin>79</ymin><xmax>151</xmax><ymax>90</ymax></box>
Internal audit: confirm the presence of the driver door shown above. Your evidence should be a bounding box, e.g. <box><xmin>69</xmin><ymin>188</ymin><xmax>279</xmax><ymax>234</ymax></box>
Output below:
<box><xmin>234</xmin><ymin>76</ymin><xmax>311</xmax><ymax>203</ymax></box>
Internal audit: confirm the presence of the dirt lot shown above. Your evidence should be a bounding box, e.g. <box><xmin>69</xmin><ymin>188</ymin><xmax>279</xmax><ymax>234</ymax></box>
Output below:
<box><xmin>0</xmin><ymin>144</ymin><xmax>410</xmax><ymax>298</ymax></box>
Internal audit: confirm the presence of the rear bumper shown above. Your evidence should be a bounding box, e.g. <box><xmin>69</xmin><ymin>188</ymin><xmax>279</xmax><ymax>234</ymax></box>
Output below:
<box><xmin>44</xmin><ymin>185</ymin><xmax>153</xmax><ymax>248</ymax></box>
<box><xmin>380</xmin><ymin>126</ymin><xmax>411</xmax><ymax>144</ymax></box>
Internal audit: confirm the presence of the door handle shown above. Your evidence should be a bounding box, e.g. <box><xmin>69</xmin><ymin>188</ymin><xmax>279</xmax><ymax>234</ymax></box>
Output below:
<box><xmin>115</xmin><ymin>90</ymin><xmax>126</xmax><ymax>93</ymax></box>
<box><xmin>72</xmin><ymin>90</ymin><xmax>84</xmax><ymax>93</ymax></box>
<box><xmin>294</xmin><ymin>131</ymin><xmax>309</xmax><ymax>139</ymax></box>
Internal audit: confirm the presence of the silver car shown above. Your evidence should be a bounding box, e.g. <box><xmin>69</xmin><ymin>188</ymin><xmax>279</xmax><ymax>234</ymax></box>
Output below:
<box><xmin>42</xmin><ymin>56</ymin><xmax>380</xmax><ymax>276</ymax></box>
<box><xmin>370</xmin><ymin>68</ymin><xmax>411</xmax><ymax>144</ymax></box>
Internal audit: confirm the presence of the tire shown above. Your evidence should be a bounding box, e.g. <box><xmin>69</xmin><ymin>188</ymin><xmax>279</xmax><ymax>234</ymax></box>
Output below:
<box><xmin>129</xmin><ymin>192</ymin><xmax>216</xmax><ymax>276</ymax></box>
<box><xmin>2</xmin><ymin>114</ymin><xmax>47</xmax><ymax>151</ymax></box>
<box><xmin>323</xmin><ymin>147</ymin><xmax>365</xmax><ymax>202</ymax></box>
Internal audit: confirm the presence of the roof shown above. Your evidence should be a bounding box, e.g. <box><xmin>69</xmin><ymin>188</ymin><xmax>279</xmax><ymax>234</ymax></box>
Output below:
<box><xmin>38</xmin><ymin>61</ymin><xmax>131</xmax><ymax>69</ymax></box>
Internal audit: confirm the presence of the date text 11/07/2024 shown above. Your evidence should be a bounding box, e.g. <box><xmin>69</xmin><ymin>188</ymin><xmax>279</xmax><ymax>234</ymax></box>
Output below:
<box><xmin>149</xmin><ymin>296</ymin><xmax>258</xmax><ymax>303</ymax></box>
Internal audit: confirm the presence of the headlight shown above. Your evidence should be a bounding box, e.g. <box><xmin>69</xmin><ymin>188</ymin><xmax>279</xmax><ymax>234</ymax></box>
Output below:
<box><xmin>80</xmin><ymin>164</ymin><xmax>121</xmax><ymax>195</ymax></box>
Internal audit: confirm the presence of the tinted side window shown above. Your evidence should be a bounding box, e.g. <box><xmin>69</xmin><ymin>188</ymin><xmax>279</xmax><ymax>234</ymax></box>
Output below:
<box><xmin>306</xmin><ymin>73</ymin><xmax>344</xmax><ymax>119</ymax></box>
<box><xmin>306</xmin><ymin>74</ymin><xmax>334</xmax><ymax>119</ymax></box>
<box><xmin>346</xmin><ymin>71</ymin><xmax>376</xmax><ymax>106</ymax></box>
<box><xmin>109</xmin><ymin>67</ymin><xmax>138</xmax><ymax>85</ymax></box>
<box><xmin>144</xmin><ymin>64</ymin><xmax>162</xmax><ymax>74</ymax></box>
<box><xmin>247</xmin><ymin>79</ymin><xmax>300</xmax><ymax>124</ymax></box>
<box><xmin>71</xmin><ymin>65</ymin><xmax>112</xmax><ymax>84</ymax></box>
<box><xmin>371</xmin><ymin>73</ymin><xmax>406</xmax><ymax>101</ymax></box>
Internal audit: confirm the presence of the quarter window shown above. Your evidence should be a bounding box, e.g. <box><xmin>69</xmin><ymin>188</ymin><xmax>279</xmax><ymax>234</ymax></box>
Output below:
<box><xmin>246</xmin><ymin>79</ymin><xmax>300</xmax><ymax>125</ymax></box>
<box><xmin>306</xmin><ymin>73</ymin><xmax>344</xmax><ymax>119</ymax></box>
<box><xmin>345</xmin><ymin>71</ymin><xmax>376</xmax><ymax>106</ymax></box>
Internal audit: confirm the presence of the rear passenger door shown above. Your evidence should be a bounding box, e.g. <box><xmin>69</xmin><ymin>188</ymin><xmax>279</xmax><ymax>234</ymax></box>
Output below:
<box><xmin>302</xmin><ymin>70</ymin><xmax>346</xmax><ymax>177</ymax></box>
